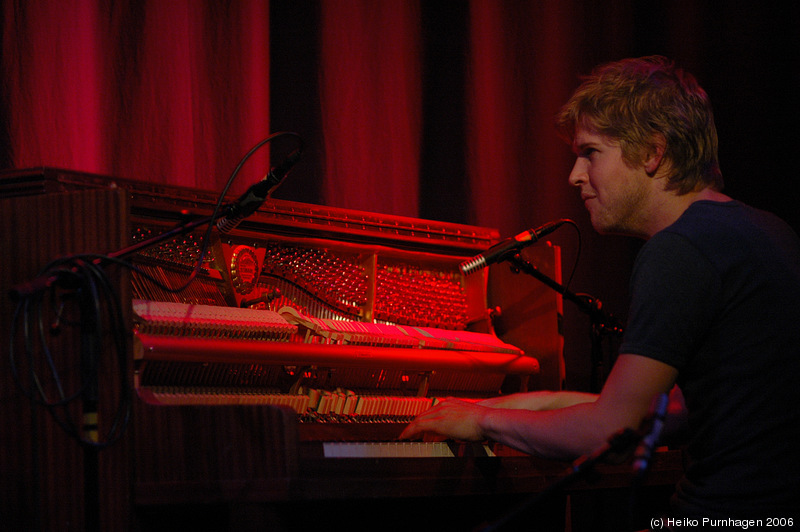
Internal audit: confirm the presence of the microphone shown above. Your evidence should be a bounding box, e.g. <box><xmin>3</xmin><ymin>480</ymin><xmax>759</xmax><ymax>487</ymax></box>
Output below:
<box><xmin>632</xmin><ymin>392</ymin><xmax>669</xmax><ymax>479</ymax></box>
<box><xmin>216</xmin><ymin>149</ymin><xmax>302</xmax><ymax>234</ymax></box>
<box><xmin>459</xmin><ymin>220</ymin><xmax>568</xmax><ymax>275</ymax></box>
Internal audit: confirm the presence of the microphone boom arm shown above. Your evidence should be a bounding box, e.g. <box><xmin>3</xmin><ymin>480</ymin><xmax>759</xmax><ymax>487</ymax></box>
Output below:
<box><xmin>504</xmin><ymin>252</ymin><xmax>623</xmax><ymax>393</ymax></box>
<box><xmin>505</xmin><ymin>253</ymin><xmax>621</xmax><ymax>334</ymax></box>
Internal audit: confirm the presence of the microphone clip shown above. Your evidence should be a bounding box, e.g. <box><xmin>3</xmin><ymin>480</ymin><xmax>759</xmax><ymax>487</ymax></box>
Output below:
<box><xmin>216</xmin><ymin>145</ymin><xmax>303</xmax><ymax>234</ymax></box>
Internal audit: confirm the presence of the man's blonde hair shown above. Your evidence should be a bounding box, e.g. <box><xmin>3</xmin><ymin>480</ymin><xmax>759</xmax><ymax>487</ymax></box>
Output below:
<box><xmin>557</xmin><ymin>56</ymin><xmax>723</xmax><ymax>194</ymax></box>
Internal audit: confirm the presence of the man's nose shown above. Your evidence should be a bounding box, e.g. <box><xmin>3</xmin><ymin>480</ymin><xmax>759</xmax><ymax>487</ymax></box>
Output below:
<box><xmin>568</xmin><ymin>159</ymin><xmax>586</xmax><ymax>187</ymax></box>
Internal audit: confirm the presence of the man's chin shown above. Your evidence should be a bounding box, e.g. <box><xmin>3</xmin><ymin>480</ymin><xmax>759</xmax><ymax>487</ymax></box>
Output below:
<box><xmin>588</xmin><ymin>216</ymin><xmax>612</xmax><ymax>234</ymax></box>
<box><xmin>590</xmin><ymin>216</ymin><xmax>626</xmax><ymax>237</ymax></box>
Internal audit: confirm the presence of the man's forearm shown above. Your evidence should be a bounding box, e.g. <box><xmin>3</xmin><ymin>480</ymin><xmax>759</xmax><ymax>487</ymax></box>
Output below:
<box><xmin>479</xmin><ymin>390</ymin><xmax>598</xmax><ymax>411</ymax></box>
<box><xmin>479</xmin><ymin>401</ymin><xmax>618</xmax><ymax>460</ymax></box>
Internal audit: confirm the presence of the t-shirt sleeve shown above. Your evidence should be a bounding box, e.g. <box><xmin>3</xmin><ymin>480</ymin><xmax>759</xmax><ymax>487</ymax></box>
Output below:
<box><xmin>619</xmin><ymin>231</ymin><xmax>721</xmax><ymax>370</ymax></box>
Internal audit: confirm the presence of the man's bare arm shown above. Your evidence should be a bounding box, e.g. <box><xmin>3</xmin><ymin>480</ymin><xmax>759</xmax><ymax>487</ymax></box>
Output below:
<box><xmin>400</xmin><ymin>354</ymin><xmax>678</xmax><ymax>460</ymax></box>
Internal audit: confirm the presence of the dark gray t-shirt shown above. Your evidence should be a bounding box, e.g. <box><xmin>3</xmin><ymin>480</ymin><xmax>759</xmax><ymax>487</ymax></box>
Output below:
<box><xmin>620</xmin><ymin>200</ymin><xmax>800</xmax><ymax>518</ymax></box>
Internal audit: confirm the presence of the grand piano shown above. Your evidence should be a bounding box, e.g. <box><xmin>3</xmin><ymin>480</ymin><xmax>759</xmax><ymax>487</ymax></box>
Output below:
<box><xmin>0</xmin><ymin>168</ymin><xmax>681</xmax><ymax>531</ymax></box>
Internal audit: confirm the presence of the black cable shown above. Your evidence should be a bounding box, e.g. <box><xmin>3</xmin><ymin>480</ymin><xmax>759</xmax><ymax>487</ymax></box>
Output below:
<box><xmin>9</xmin><ymin>254</ymin><xmax>132</xmax><ymax>447</ymax></box>
<box><xmin>143</xmin><ymin>131</ymin><xmax>304</xmax><ymax>295</ymax></box>
<box><xmin>559</xmin><ymin>219</ymin><xmax>581</xmax><ymax>293</ymax></box>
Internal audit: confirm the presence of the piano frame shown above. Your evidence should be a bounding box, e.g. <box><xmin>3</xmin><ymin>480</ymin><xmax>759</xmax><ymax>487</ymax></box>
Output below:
<box><xmin>0</xmin><ymin>168</ymin><xmax>680</xmax><ymax>531</ymax></box>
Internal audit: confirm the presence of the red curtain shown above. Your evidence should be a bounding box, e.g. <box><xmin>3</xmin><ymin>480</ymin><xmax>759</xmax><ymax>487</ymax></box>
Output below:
<box><xmin>0</xmin><ymin>1</ymin><xmax>583</xmax><ymax>224</ymax></box>
<box><xmin>319</xmin><ymin>0</ymin><xmax>421</xmax><ymax>217</ymax></box>
<box><xmin>2</xmin><ymin>0</ymin><xmax>271</xmax><ymax>194</ymax></box>
<box><xmin>467</xmin><ymin>0</ymin><xmax>580</xmax><ymax>236</ymax></box>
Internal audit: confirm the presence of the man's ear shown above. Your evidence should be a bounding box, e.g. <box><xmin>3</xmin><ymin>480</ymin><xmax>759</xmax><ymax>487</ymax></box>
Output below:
<box><xmin>644</xmin><ymin>135</ymin><xmax>667</xmax><ymax>176</ymax></box>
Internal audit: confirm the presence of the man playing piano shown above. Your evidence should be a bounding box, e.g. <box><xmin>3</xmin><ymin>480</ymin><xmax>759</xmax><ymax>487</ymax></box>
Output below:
<box><xmin>400</xmin><ymin>56</ymin><xmax>800</xmax><ymax>522</ymax></box>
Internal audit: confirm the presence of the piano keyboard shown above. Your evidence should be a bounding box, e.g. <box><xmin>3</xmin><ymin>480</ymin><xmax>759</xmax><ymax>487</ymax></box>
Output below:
<box><xmin>321</xmin><ymin>441</ymin><xmax>496</xmax><ymax>458</ymax></box>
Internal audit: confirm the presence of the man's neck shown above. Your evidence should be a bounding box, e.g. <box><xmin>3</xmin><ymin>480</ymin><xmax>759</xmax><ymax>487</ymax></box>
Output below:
<box><xmin>645</xmin><ymin>188</ymin><xmax>731</xmax><ymax>238</ymax></box>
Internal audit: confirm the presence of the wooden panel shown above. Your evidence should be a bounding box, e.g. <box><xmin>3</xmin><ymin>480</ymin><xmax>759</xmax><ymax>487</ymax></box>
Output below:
<box><xmin>133</xmin><ymin>402</ymin><xmax>298</xmax><ymax>505</ymax></box>
<box><xmin>489</xmin><ymin>243</ymin><xmax>565</xmax><ymax>390</ymax></box>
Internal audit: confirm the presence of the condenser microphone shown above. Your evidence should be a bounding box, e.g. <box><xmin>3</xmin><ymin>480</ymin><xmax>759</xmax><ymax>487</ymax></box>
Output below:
<box><xmin>216</xmin><ymin>149</ymin><xmax>302</xmax><ymax>234</ymax></box>
<box><xmin>459</xmin><ymin>220</ymin><xmax>567</xmax><ymax>275</ymax></box>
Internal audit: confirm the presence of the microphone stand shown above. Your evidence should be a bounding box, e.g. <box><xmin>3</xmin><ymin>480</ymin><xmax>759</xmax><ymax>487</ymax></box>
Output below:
<box><xmin>8</xmin><ymin>209</ymin><xmax>229</xmax><ymax>532</ymax></box>
<box><xmin>504</xmin><ymin>253</ymin><xmax>623</xmax><ymax>393</ymax></box>
<box><xmin>9</xmin><ymin>134</ymin><xmax>301</xmax><ymax>532</ymax></box>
